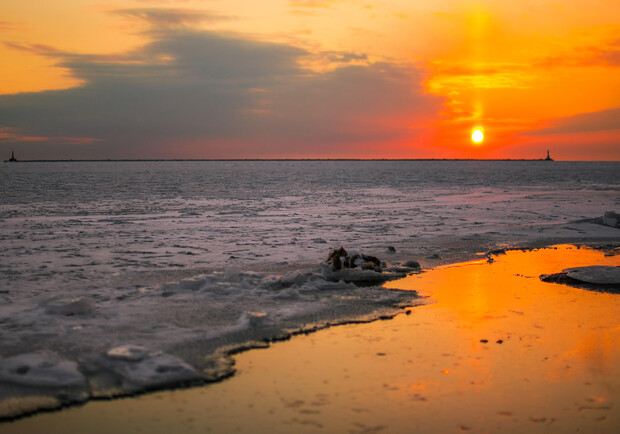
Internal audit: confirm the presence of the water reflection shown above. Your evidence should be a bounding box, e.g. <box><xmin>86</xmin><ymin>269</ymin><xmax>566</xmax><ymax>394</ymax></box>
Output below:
<box><xmin>385</xmin><ymin>245</ymin><xmax>620</xmax><ymax>385</ymax></box>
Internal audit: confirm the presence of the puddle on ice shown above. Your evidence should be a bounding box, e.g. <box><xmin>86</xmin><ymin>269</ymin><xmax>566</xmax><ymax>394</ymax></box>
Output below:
<box><xmin>2</xmin><ymin>245</ymin><xmax>619</xmax><ymax>433</ymax></box>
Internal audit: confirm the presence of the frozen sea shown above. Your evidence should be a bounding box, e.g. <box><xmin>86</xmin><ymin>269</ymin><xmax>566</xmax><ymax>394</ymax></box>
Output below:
<box><xmin>1</xmin><ymin>160</ymin><xmax>619</xmax><ymax>417</ymax></box>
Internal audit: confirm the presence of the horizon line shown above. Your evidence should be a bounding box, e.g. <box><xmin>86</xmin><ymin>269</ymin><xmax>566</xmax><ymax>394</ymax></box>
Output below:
<box><xmin>3</xmin><ymin>157</ymin><xmax>568</xmax><ymax>163</ymax></box>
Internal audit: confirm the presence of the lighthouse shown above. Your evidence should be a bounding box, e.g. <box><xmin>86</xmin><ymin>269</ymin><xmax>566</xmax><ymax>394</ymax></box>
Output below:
<box><xmin>5</xmin><ymin>150</ymin><xmax>18</xmax><ymax>162</ymax></box>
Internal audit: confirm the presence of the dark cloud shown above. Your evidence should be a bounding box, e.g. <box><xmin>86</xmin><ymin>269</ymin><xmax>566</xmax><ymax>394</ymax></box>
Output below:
<box><xmin>259</xmin><ymin>63</ymin><xmax>440</xmax><ymax>149</ymax></box>
<box><xmin>529</xmin><ymin>107</ymin><xmax>620</xmax><ymax>135</ymax></box>
<box><xmin>0</xmin><ymin>18</ymin><xmax>442</xmax><ymax>158</ymax></box>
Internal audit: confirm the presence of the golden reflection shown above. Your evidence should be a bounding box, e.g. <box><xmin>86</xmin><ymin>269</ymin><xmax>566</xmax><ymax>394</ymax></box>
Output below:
<box><xmin>384</xmin><ymin>245</ymin><xmax>620</xmax><ymax>388</ymax></box>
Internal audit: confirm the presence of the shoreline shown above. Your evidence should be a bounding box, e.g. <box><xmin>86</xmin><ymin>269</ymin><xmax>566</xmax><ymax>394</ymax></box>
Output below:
<box><xmin>1</xmin><ymin>243</ymin><xmax>618</xmax><ymax>432</ymax></box>
<box><xmin>1</xmin><ymin>239</ymin><xmax>618</xmax><ymax>424</ymax></box>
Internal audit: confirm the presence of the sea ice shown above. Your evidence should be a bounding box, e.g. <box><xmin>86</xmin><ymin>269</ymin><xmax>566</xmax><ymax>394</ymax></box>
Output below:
<box><xmin>83</xmin><ymin>346</ymin><xmax>201</xmax><ymax>395</ymax></box>
<box><xmin>320</xmin><ymin>264</ymin><xmax>393</xmax><ymax>285</ymax></box>
<box><xmin>0</xmin><ymin>352</ymin><xmax>85</xmax><ymax>388</ymax></box>
<box><xmin>0</xmin><ymin>352</ymin><xmax>88</xmax><ymax>419</ymax></box>
<box><xmin>42</xmin><ymin>297</ymin><xmax>95</xmax><ymax>316</ymax></box>
<box><xmin>106</xmin><ymin>344</ymin><xmax>156</xmax><ymax>362</ymax></box>
<box><xmin>0</xmin><ymin>160</ymin><xmax>618</xmax><ymax>419</ymax></box>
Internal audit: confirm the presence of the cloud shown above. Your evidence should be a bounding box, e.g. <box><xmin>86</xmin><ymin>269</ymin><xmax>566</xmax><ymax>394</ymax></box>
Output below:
<box><xmin>428</xmin><ymin>38</ymin><xmax>619</xmax><ymax>94</ymax></box>
<box><xmin>536</xmin><ymin>39</ymin><xmax>620</xmax><ymax>69</ymax></box>
<box><xmin>262</xmin><ymin>63</ymin><xmax>441</xmax><ymax>147</ymax></box>
<box><xmin>0</xmin><ymin>21</ymin><xmax>23</xmax><ymax>32</ymax></box>
<box><xmin>0</xmin><ymin>126</ymin><xmax>100</xmax><ymax>145</ymax></box>
<box><xmin>4</xmin><ymin>42</ymin><xmax>61</xmax><ymax>56</ymax></box>
<box><xmin>322</xmin><ymin>51</ymin><xmax>368</xmax><ymax>63</ymax></box>
<box><xmin>0</xmin><ymin>11</ymin><xmax>443</xmax><ymax>158</ymax></box>
<box><xmin>530</xmin><ymin>107</ymin><xmax>620</xmax><ymax>135</ymax></box>
<box><xmin>4</xmin><ymin>41</ymin><xmax>148</xmax><ymax>65</ymax></box>
<box><xmin>289</xmin><ymin>1</ymin><xmax>342</xmax><ymax>8</ymax></box>
<box><xmin>427</xmin><ymin>61</ymin><xmax>537</xmax><ymax>92</ymax></box>
<box><xmin>114</xmin><ymin>8</ymin><xmax>235</xmax><ymax>29</ymax></box>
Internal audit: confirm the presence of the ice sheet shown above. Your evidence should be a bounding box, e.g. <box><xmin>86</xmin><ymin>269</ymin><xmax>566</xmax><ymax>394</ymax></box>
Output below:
<box><xmin>1</xmin><ymin>160</ymin><xmax>619</xmax><ymax>418</ymax></box>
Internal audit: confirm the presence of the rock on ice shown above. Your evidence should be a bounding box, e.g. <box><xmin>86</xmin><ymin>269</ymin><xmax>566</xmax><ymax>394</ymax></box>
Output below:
<box><xmin>601</xmin><ymin>211</ymin><xmax>620</xmax><ymax>228</ymax></box>
<box><xmin>325</xmin><ymin>246</ymin><xmax>382</xmax><ymax>272</ymax></box>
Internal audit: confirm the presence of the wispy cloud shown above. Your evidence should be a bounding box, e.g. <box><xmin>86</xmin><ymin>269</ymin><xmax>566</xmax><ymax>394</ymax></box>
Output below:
<box><xmin>4</xmin><ymin>41</ymin><xmax>147</xmax><ymax>63</ymax></box>
<box><xmin>428</xmin><ymin>62</ymin><xmax>535</xmax><ymax>91</ymax></box>
<box><xmin>0</xmin><ymin>21</ymin><xmax>23</xmax><ymax>32</ymax></box>
<box><xmin>322</xmin><ymin>51</ymin><xmax>368</xmax><ymax>63</ymax></box>
<box><xmin>427</xmin><ymin>36</ymin><xmax>620</xmax><ymax>95</ymax></box>
<box><xmin>0</xmin><ymin>126</ymin><xmax>100</xmax><ymax>145</ymax></box>
<box><xmin>114</xmin><ymin>8</ymin><xmax>235</xmax><ymax>29</ymax></box>
<box><xmin>537</xmin><ymin>39</ymin><xmax>620</xmax><ymax>68</ymax></box>
<box><xmin>289</xmin><ymin>0</ymin><xmax>342</xmax><ymax>8</ymax></box>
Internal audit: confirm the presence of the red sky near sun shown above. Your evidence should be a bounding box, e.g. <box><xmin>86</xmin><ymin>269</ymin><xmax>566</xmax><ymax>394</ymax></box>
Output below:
<box><xmin>0</xmin><ymin>0</ymin><xmax>618</xmax><ymax>160</ymax></box>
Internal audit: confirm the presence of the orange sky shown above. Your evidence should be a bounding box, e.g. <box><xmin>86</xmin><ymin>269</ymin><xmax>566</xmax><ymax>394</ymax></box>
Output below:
<box><xmin>0</xmin><ymin>0</ymin><xmax>618</xmax><ymax>159</ymax></box>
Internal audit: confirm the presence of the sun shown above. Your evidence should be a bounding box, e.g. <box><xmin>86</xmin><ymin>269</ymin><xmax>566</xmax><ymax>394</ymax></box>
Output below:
<box><xmin>471</xmin><ymin>127</ymin><xmax>484</xmax><ymax>144</ymax></box>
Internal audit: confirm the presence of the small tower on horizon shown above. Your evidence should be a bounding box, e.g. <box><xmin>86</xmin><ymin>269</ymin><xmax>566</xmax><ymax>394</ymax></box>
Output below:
<box><xmin>544</xmin><ymin>149</ymin><xmax>553</xmax><ymax>161</ymax></box>
<box><xmin>6</xmin><ymin>150</ymin><xmax>18</xmax><ymax>162</ymax></box>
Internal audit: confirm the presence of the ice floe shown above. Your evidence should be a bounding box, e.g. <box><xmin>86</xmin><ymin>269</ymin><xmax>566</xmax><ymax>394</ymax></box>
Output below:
<box><xmin>0</xmin><ymin>352</ymin><xmax>88</xmax><ymax>419</ymax></box>
<box><xmin>564</xmin><ymin>266</ymin><xmax>620</xmax><ymax>285</ymax></box>
<box><xmin>540</xmin><ymin>265</ymin><xmax>620</xmax><ymax>290</ymax></box>
<box><xmin>0</xmin><ymin>352</ymin><xmax>85</xmax><ymax>388</ymax></box>
<box><xmin>42</xmin><ymin>297</ymin><xmax>95</xmax><ymax>316</ymax></box>
<box><xmin>83</xmin><ymin>345</ymin><xmax>201</xmax><ymax>395</ymax></box>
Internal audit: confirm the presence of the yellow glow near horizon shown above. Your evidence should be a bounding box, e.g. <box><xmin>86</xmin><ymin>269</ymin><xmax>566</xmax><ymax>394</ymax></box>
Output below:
<box><xmin>471</xmin><ymin>127</ymin><xmax>484</xmax><ymax>144</ymax></box>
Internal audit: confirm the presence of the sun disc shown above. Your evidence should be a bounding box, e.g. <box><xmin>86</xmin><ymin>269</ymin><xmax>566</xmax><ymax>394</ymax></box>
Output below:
<box><xmin>471</xmin><ymin>127</ymin><xmax>484</xmax><ymax>143</ymax></box>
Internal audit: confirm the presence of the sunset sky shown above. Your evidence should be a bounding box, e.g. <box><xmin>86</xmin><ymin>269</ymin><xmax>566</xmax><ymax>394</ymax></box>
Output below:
<box><xmin>1</xmin><ymin>0</ymin><xmax>618</xmax><ymax>160</ymax></box>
